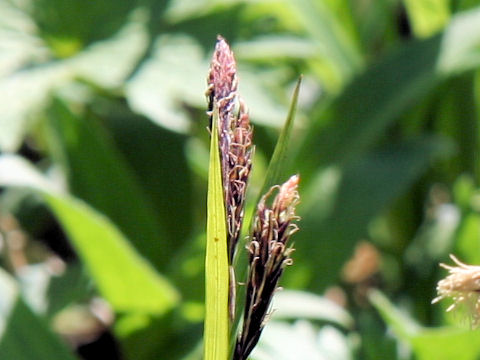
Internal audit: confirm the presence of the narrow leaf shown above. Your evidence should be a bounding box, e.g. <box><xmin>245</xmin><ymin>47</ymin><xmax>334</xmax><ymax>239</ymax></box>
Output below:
<box><xmin>230</xmin><ymin>76</ymin><xmax>303</xmax><ymax>344</ymax></box>
<box><xmin>233</xmin><ymin>77</ymin><xmax>302</xmax><ymax>340</ymax></box>
<box><xmin>258</xmin><ymin>76</ymin><xmax>302</xmax><ymax>199</ymax></box>
<box><xmin>204</xmin><ymin>111</ymin><xmax>229</xmax><ymax>360</ymax></box>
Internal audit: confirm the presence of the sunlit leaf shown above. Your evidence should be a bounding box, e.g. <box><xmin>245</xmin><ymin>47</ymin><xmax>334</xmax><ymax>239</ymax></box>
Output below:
<box><xmin>204</xmin><ymin>110</ymin><xmax>229</xmax><ymax>360</ymax></box>
<box><xmin>404</xmin><ymin>0</ymin><xmax>450</xmax><ymax>37</ymax></box>
<box><xmin>0</xmin><ymin>155</ymin><xmax>179</xmax><ymax>314</ymax></box>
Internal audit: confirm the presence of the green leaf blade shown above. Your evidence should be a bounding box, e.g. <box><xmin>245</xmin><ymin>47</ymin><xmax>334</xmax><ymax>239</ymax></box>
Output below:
<box><xmin>46</xmin><ymin>99</ymin><xmax>168</xmax><ymax>268</ymax></box>
<box><xmin>258</xmin><ymin>75</ymin><xmax>302</xmax><ymax>198</ymax></box>
<box><xmin>204</xmin><ymin>112</ymin><xmax>229</xmax><ymax>360</ymax></box>
<box><xmin>43</xmin><ymin>194</ymin><xmax>179</xmax><ymax>314</ymax></box>
<box><xmin>0</xmin><ymin>155</ymin><xmax>179</xmax><ymax>315</ymax></box>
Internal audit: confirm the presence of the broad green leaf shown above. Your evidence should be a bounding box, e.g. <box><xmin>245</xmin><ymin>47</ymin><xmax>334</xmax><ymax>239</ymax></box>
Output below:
<box><xmin>404</xmin><ymin>0</ymin><xmax>450</xmax><ymax>38</ymax></box>
<box><xmin>0</xmin><ymin>155</ymin><xmax>179</xmax><ymax>314</ymax></box>
<box><xmin>0</xmin><ymin>269</ymin><xmax>78</xmax><ymax>360</ymax></box>
<box><xmin>412</xmin><ymin>329</ymin><xmax>480</xmax><ymax>360</ymax></box>
<box><xmin>46</xmin><ymin>98</ymin><xmax>168</xmax><ymax>268</ymax></box>
<box><xmin>370</xmin><ymin>290</ymin><xmax>480</xmax><ymax>360</ymax></box>
<box><xmin>45</xmin><ymin>194</ymin><xmax>179</xmax><ymax>313</ymax></box>
<box><xmin>204</xmin><ymin>110</ymin><xmax>229</xmax><ymax>360</ymax></box>
<box><xmin>454</xmin><ymin>1</ymin><xmax>480</xmax><ymax>12</ymax></box>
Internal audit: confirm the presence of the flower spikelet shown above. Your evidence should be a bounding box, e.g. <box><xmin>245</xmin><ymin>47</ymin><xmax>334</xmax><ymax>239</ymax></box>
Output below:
<box><xmin>234</xmin><ymin>175</ymin><xmax>300</xmax><ymax>360</ymax></box>
<box><xmin>432</xmin><ymin>254</ymin><xmax>480</xmax><ymax>326</ymax></box>
<box><xmin>207</xmin><ymin>35</ymin><xmax>253</xmax><ymax>263</ymax></box>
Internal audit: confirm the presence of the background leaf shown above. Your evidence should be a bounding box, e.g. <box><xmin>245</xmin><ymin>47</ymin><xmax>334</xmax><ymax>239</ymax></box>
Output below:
<box><xmin>296</xmin><ymin>138</ymin><xmax>455</xmax><ymax>290</ymax></box>
<box><xmin>2</xmin><ymin>1</ymin><xmax>480</xmax><ymax>359</ymax></box>
<box><xmin>0</xmin><ymin>155</ymin><xmax>179</xmax><ymax>314</ymax></box>
<box><xmin>45</xmin><ymin>98</ymin><xmax>168</xmax><ymax>268</ymax></box>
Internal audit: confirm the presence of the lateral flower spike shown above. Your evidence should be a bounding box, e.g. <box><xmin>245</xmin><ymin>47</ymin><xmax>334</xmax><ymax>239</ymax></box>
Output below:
<box><xmin>207</xmin><ymin>35</ymin><xmax>253</xmax><ymax>263</ymax></box>
<box><xmin>432</xmin><ymin>254</ymin><xmax>480</xmax><ymax>327</ymax></box>
<box><xmin>234</xmin><ymin>175</ymin><xmax>300</xmax><ymax>360</ymax></box>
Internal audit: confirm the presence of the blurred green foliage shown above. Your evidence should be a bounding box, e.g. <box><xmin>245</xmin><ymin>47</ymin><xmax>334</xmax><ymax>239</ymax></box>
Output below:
<box><xmin>1</xmin><ymin>0</ymin><xmax>480</xmax><ymax>359</ymax></box>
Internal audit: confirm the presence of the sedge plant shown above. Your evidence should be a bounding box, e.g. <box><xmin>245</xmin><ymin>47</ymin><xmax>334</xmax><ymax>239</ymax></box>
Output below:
<box><xmin>204</xmin><ymin>36</ymin><xmax>302</xmax><ymax>360</ymax></box>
